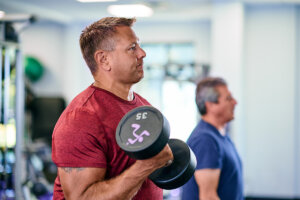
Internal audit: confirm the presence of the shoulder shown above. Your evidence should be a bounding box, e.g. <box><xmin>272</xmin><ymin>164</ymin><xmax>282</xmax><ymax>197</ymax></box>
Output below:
<box><xmin>53</xmin><ymin>87</ymin><xmax>102</xmax><ymax>136</ymax></box>
<box><xmin>134</xmin><ymin>92</ymin><xmax>151</xmax><ymax>105</ymax></box>
<box><xmin>53</xmin><ymin>107</ymin><xmax>101</xmax><ymax>141</ymax></box>
<box><xmin>188</xmin><ymin>130</ymin><xmax>217</xmax><ymax>147</ymax></box>
<box><xmin>63</xmin><ymin>85</ymin><xmax>117</xmax><ymax>120</ymax></box>
<box><xmin>65</xmin><ymin>86</ymin><xmax>96</xmax><ymax>112</ymax></box>
<box><xmin>188</xmin><ymin>122</ymin><xmax>216</xmax><ymax>143</ymax></box>
<box><xmin>187</xmin><ymin>122</ymin><xmax>221</xmax><ymax>151</ymax></box>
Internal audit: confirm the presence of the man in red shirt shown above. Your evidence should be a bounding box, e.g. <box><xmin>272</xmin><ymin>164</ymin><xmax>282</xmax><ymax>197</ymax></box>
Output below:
<box><xmin>52</xmin><ymin>17</ymin><xmax>173</xmax><ymax>200</ymax></box>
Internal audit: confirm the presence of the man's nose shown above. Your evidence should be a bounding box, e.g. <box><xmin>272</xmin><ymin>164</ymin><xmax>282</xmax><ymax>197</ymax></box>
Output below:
<box><xmin>137</xmin><ymin>46</ymin><xmax>146</xmax><ymax>59</ymax></box>
<box><xmin>233</xmin><ymin>98</ymin><xmax>238</xmax><ymax>105</ymax></box>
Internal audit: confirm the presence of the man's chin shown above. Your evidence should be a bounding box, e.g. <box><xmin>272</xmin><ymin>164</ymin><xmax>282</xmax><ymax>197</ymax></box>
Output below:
<box><xmin>138</xmin><ymin>71</ymin><xmax>144</xmax><ymax>80</ymax></box>
<box><xmin>133</xmin><ymin>74</ymin><xmax>144</xmax><ymax>84</ymax></box>
<box><xmin>226</xmin><ymin>115</ymin><xmax>234</xmax><ymax>123</ymax></box>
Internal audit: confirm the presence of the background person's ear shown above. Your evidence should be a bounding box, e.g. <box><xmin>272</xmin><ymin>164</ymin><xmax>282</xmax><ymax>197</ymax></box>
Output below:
<box><xmin>205</xmin><ymin>101</ymin><xmax>215</xmax><ymax>113</ymax></box>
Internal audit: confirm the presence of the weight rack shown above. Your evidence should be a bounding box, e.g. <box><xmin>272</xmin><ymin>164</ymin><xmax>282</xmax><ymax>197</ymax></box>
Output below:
<box><xmin>0</xmin><ymin>20</ymin><xmax>25</xmax><ymax>200</ymax></box>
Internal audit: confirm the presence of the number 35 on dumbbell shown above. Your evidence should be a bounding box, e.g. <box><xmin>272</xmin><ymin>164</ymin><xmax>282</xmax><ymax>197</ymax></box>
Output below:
<box><xmin>116</xmin><ymin>106</ymin><xmax>197</xmax><ymax>190</ymax></box>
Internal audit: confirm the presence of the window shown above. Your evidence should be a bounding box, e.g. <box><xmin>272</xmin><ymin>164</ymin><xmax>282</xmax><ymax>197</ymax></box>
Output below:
<box><xmin>134</xmin><ymin>43</ymin><xmax>208</xmax><ymax>142</ymax></box>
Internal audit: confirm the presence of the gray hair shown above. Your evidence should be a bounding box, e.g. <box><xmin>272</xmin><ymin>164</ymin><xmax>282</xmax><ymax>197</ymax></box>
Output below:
<box><xmin>195</xmin><ymin>77</ymin><xmax>227</xmax><ymax>115</ymax></box>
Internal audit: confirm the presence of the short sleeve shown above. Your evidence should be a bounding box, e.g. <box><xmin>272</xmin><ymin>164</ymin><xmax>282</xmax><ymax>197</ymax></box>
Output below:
<box><xmin>52</xmin><ymin>109</ymin><xmax>107</xmax><ymax>168</ymax></box>
<box><xmin>192</xmin><ymin>135</ymin><xmax>222</xmax><ymax>170</ymax></box>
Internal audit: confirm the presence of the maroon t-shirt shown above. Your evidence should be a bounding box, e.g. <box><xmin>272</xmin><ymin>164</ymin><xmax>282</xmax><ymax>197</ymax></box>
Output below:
<box><xmin>52</xmin><ymin>85</ymin><xmax>162</xmax><ymax>200</ymax></box>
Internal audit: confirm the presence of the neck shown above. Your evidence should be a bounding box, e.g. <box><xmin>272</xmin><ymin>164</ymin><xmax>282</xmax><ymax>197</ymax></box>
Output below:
<box><xmin>93</xmin><ymin>79</ymin><xmax>134</xmax><ymax>101</ymax></box>
<box><xmin>201</xmin><ymin>115</ymin><xmax>226</xmax><ymax>130</ymax></box>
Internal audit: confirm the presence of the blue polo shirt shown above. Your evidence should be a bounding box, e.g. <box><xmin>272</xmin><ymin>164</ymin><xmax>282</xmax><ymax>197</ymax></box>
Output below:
<box><xmin>181</xmin><ymin>120</ymin><xmax>244</xmax><ymax>200</ymax></box>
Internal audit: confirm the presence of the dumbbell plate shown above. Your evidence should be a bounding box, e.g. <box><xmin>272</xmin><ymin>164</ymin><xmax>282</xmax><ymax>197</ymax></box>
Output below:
<box><xmin>149</xmin><ymin>139</ymin><xmax>197</xmax><ymax>190</ymax></box>
<box><xmin>116</xmin><ymin>106</ymin><xmax>170</xmax><ymax>160</ymax></box>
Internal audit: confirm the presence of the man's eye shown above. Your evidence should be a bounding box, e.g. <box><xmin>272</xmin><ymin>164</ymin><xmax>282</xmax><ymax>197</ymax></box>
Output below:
<box><xmin>129</xmin><ymin>45</ymin><xmax>136</xmax><ymax>51</ymax></box>
<box><xmin>226</xmin><ymin>96</ymin><xmax>233</xmax><ymax>101</ymax></box>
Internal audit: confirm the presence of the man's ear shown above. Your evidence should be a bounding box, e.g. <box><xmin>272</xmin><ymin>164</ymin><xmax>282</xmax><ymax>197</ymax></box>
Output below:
<box><xmin>94</xmin><ymin>50</ymin><xmax>111</xmax><ymax>71</ymax></box>
<box><xmin>205</xmin><ymin>101</ymin><xmax>213</xmax><ymax>113</ymax></box>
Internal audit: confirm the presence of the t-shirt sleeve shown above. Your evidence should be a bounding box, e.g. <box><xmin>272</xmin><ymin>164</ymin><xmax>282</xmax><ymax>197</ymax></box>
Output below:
<box><xmin>192</xmin><ymin>134</ymin><xmax>222</xmax><ymax>170</ymax></box>
<box><xmin>52</xmin><ymin>109</ymin><xmax>107</xmax><ymax>168</ymax></box>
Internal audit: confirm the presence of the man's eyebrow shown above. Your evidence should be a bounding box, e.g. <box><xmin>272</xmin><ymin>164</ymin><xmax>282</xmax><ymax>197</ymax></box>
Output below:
<box><xmin>127</xmin><ymin>38</ymin><xmax>140</xmax><ymax>48</ymax></box>
<box><xmin>128</xmin><ymin>42</ymin><xmax>137</xmax><ymax>47</ymax></box>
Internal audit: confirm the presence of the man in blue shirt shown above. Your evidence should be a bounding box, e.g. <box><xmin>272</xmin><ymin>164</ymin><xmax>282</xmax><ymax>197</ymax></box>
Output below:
<box><xmin>181</xmin><ymin>77</ymin><xmax>244</xmax><ymax>200</ymax></box>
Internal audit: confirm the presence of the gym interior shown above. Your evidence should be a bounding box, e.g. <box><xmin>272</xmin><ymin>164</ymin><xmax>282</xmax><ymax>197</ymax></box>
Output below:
<box><xmin>0</xmin><ymin>0</ymin><xmax>300</xmax><ymax>199</ymax></box>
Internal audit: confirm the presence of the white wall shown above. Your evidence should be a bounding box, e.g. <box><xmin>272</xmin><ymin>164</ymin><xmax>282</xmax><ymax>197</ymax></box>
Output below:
<box><xmin>62</xmin><ymin>23</ymin><xmax>93</xmax><ymax>103</ymax></box>
<box><xmin>243</xmin><ymin>5</ymin><xmax>298</xmax><ymax>197</ymax></box>
<box><xmin>20</xmin><ymin>22</ymin><xmax>65</xmax><ymax>97</ymax></box>
<box><xmin>20</xmin><ymin>22</ymin><xmax>95</xmax><ymax>103</ymax></box>
<box><xmin>294</xmin><ymin>5</ymin><xmax>300</xmax><ymax>197</ymax></box>
<box><xmin>135</xmin><ymin>21</ymin><xmax>211</xmax><ymax>64</ymax></box>
<box><xmin>210</xmin><ymin>2</ymin><xmax>245</xmax><ymax>158</ymax></box>
<box><xmin>209</xmin><ymin>3</ymin><xmax>300</xmax><ymax>198</ymax></box>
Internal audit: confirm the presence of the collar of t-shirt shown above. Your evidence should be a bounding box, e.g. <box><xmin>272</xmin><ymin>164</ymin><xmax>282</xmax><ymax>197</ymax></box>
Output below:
<box><xmin>201</xmin><ymin>119</ymin><xmax>227</xmax><ymax>137</ymax></box>
<box><xmin>218</xmin><ymin>127</ymin><xmax>226</xmax><ymax>136</ymax></box>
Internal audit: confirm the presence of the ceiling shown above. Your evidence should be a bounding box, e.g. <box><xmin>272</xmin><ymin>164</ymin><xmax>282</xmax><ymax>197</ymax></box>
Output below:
<box><xmin>0</xmin><ymin>0</ymin><xmax>299</xmax><ymax>25</ymax></box>
<box><xmin>0</xmin><ymin>0</ymin><xmax>213</xmax><ymax>25</ymax></box>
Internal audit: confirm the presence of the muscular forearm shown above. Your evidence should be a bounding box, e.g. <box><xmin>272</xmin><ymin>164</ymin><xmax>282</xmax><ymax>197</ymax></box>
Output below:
<box><xmin>80</xmin><ymin>161</ymin><xmax>154</xmax><ymax>200</ymax></box>
<box><xmin>61</xmin><ymin>146</ymin><xmax>173</xmax><ymax>200</ymax></box>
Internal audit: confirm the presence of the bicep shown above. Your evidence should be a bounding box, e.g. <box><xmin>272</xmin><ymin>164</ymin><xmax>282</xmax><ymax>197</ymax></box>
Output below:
<box><xmin>194</xmin><ymin>169</ymin><xmax>221</xmax><ymax>200</ymax></box>
<box><xmin>58</xmin><ymin>167</ymin><xmax>106</xmax><ymax>199</ymax></box>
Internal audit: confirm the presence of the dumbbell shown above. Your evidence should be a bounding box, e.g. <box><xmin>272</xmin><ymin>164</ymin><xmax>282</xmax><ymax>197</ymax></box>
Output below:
<box><xmin>116</xmin><ymin>106</ymin><xmax>197</xmax><ymax>190</ymax></box>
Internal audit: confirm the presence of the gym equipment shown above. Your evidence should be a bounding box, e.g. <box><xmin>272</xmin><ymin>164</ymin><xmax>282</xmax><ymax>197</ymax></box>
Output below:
<box><xmin>30</xmin><ymin>97</ymin><xmax>66</xmax><ymax>146</ymax></box>
<box><xmin>116</xmin><ymin>106</ymin><xmax>197</xmax><ymax>190</ymax></box>
<box><xmin>24</xmin><ymin>56</ymin><xmax>44</xmax><ymax>82</ymax></box>
<box><xmin>149</xmin><ymin>138</ymin><xmax>196</xmax><ymax>189</ymax></box>
<box><xmin>116</xmin><ymin>106</ymin><xmax>170</xmax><ymax>160</ymax></box>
